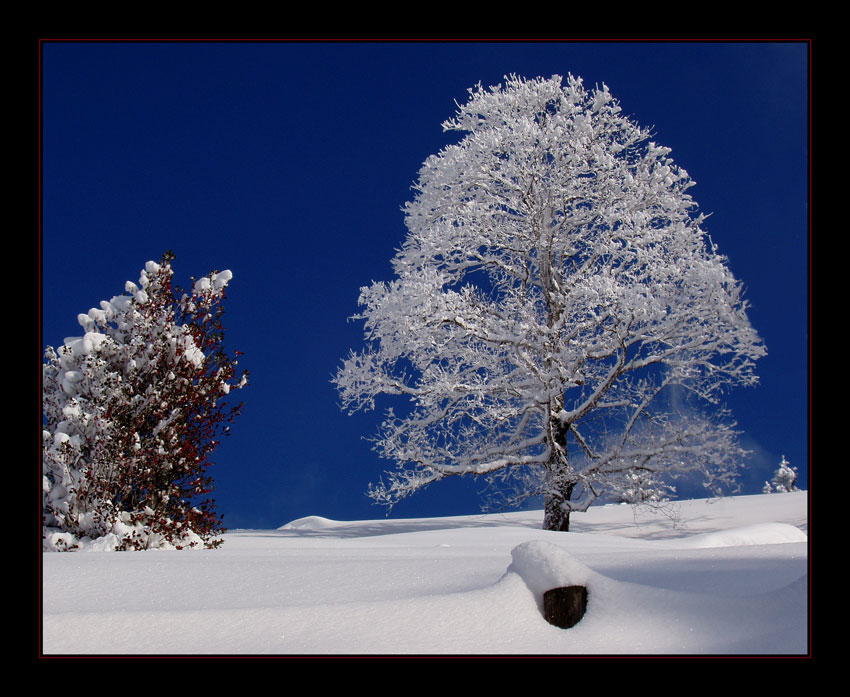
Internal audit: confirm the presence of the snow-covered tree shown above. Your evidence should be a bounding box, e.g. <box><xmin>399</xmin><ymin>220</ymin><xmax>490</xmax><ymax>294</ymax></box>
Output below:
<box><xmin>763</xmin><ymin>456</ymin><xmax>799</xmax><ymax>494</ymax></box>
<box><xmin>334</xmin><ymin>75</ymin><xmax>766</xmax><ymax>531</ymax></box>
<box><xmin>42</xmin><ymin>252</ymin><xmax>247</xmax><ymax>551</ymax></box>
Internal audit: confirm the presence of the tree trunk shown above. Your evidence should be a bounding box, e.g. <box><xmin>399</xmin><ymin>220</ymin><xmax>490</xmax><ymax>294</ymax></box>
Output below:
<box><xmin>543</xmin><ymin>406</ymin><xmax>574</xmax><ymax>531</ymax></box>
<box><xmin>543</xmin><ymin>482</ymin><xmax>574</xmax><ymax>531</ymax></box>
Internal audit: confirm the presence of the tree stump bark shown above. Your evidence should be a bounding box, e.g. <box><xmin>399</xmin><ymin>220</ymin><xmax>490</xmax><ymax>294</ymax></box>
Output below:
<box><xmin>543</xmin><ymin>585</ymin><xmax>587</xmax><ymax>629</ymax></box>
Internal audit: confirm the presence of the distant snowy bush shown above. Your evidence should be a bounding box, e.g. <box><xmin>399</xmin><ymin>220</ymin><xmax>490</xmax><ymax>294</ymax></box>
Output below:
<box><xmin>763</xmin><ymin>456</ymin><xmax>799</xmax><ymax>494</ymax></box>
<box><xmin>42</xmin><ymin>252</ymin><xmax>247</xmax><ymax>551</ymax></box>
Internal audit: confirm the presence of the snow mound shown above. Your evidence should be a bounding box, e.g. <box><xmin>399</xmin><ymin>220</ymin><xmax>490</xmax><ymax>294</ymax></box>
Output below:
<box><xmin>279</xmin><ymin>515</ymin><xmax>339</xmax><ymax>530</ymax></box>
<box><xmin>507</xmin><ymin>540</ymin><xmax>595</xmax><ymax>597</ymax></box>
<box><xmin>683</xmin><ymin>523</ymin><xmax>807</xmax><ymax>549</ymax></box>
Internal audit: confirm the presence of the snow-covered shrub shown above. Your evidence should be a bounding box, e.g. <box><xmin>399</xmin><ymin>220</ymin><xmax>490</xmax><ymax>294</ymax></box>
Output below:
<box><xmin>763</xmin><ymin>456</ymin><xmax>799</xmax><ymax>494</ymax></box>
<box><xmin>42</xmin><ymin>252</ymin><xmax>247</xmax><ymax>551</ymax></box>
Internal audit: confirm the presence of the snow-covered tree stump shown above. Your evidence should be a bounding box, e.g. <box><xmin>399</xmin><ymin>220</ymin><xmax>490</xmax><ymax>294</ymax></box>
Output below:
<box><xmin>543</xmin><ymin>585</ymin><xmax>587</xmax><ymax>629</ymax></box>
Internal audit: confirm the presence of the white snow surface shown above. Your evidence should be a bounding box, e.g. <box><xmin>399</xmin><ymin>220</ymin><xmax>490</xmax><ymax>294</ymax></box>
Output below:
<box><xmin>42</xmin><ymin>492</ymin><xmax>808</xmax><ymax>655</ymax></box>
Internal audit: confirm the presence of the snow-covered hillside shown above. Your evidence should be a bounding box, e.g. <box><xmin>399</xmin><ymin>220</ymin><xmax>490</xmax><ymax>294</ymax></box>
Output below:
<box><xmin>41</xmin><ymin>491</ymin><xmax>808</xmax><ymax>655</ymax></box>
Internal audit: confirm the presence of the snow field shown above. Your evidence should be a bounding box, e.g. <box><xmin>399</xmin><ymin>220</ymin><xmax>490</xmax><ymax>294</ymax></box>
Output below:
<box><xmin>42</xmin><ymin>491</ymin><xmax>808</xmax><ymax>655</ymax></box>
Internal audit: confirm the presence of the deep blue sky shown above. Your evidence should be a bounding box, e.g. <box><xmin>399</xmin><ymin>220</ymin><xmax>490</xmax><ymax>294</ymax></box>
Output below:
<box><xmin>41</xmin><ymin>41</ymin><xmax>809</xmax><ymax>529</ymax></box>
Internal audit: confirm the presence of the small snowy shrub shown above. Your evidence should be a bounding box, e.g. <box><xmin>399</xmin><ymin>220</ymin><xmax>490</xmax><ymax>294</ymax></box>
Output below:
<box><xmin>763</xmin><ymin>456</ymin><xmax>799</xmax><ymax>494</ymax></box>
<box><xmin>42</xmin><ymin>252</ymin><xmax>248</xmax><ymax>551</ymax></box>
